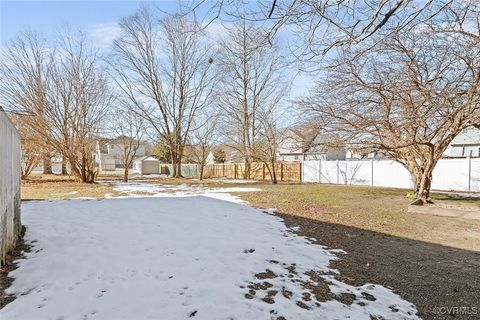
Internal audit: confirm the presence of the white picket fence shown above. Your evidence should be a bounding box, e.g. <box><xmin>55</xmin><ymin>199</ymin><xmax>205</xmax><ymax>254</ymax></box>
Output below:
<box><xmin>303</xmin><ymin>158</ymin><xmax>480</xmax><ymax>192</ymax></box>
<box><xmin>0</xmin><ymin>110</ymin><xmax>22</xmax><ymax>265</ymax></box>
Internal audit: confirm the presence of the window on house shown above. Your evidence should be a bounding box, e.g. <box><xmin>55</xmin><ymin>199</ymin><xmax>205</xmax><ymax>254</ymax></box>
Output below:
<box><xmin>294</xmin><ymin>155</ymin><xmax>299</xmax><ymax>160</ymax></box>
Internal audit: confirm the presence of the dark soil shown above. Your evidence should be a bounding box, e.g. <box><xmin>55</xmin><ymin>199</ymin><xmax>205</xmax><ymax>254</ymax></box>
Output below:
<box><xmin>0</xmin><ymin>226</ymin><xmax>30</xmax><ymax>309</ymax></box>
<box><xmin>276</xmin><ymin>212</ymin><xmax>480</xmax><ymax>320</ymax></box>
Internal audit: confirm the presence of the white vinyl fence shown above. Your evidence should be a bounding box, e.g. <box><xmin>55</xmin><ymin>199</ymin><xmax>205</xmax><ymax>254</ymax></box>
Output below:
<box><xmin>303</xmin><ymin>158</ymin><xmax>480</xmax><ymax>192</ymax></box>
<box><xmin>0</xmin><ymin>110</ymin><xmax>22</xmax><ymax>265</ymax></box>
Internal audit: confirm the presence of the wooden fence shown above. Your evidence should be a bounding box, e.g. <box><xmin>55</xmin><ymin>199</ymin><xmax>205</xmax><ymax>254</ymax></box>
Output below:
<box><xmin>202</xmin><ymin>162</ymin><xmax>302</xmax><ymax>182</ymax></box>
<box><xmin>0</xmin><ymin>110</ymin><xmax>22</xmax><ymax>265</ymax></box>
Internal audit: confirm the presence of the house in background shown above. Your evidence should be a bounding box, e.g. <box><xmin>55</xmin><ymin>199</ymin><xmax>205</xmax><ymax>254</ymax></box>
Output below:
<box><xmin>444</xmin><ymin>127</ymin><xmax>480</xmax><ymax>158</ymax></box>
<box><xmin>181</xmin><ymin>145</ymin><xmax>215</xmax><ymax>165</ymax></box>
<box><xmin>94</xmin><ymin>136</ymin><xmax>148</xmax><ymax>171</ymax></box>
<box><xmin>277</xmin><ymin>125</ymin><xmax>347</xmax><ymax>161</ymax></box>
<box><xmin>345</xmin><ymin>148</ymin><xmax>386</xmax><ymax>160</ymax></box>
<box><xmin>277</xmin><ymin>126</ymin><xmax>317</xmax><ymax>161</ymax></box>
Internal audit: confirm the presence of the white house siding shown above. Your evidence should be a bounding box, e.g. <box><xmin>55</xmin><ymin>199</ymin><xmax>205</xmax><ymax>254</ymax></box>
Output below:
<box><xmin>0</xmin><ymin>111</ymin><xmax>22</xmax><ymax>265</ymax></box>
<box><xmin>280</xmin><ymin>154</ymin><xmax>302</xmax><ymax>162</ymax></box>
<box><xmin>447</xmin><ymin>145</ymin><xmax>480</xmax><ymax>158</ymax></box>
<box><xmin>444</xmin><ymin>127</ymin><xmax>480</xmax><ymax>158</ymax></box>
<box><xmin>303</xmin><ymin>158</ymin><xmax>480</xmax><ymax>192</ymax></box>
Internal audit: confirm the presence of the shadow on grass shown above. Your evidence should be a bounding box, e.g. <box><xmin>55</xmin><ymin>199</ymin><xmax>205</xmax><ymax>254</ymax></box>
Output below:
<box><xmin>431</xmin><ymin>192</ymin><xmax>480</xmax><ymax>203</ymax></box>
<box><xmin>276</xmin><ymin>211</ymin><xmax>480</xmax><ymax>320</ymax></box>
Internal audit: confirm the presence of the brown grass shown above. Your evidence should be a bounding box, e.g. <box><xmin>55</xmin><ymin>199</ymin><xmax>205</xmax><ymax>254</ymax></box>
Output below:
<box><xmin>237</xmin><ymin>183</ymin><xmax>480</xmax><ymax>251</ymax></box>
<box><xmin>22</xmin><ymin>174</ymin><xmax>123</xmax><ymax>200</ymax></box>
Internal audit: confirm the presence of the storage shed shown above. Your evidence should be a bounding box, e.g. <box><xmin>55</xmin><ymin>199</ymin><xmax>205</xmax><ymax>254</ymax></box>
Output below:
<box><xmin>133</xmin><ymin>156</ymin><xmax>160</xmax><ymax>175</ymax></box>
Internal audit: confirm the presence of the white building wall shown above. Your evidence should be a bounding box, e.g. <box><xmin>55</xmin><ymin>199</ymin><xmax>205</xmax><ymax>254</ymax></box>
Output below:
<box><xmin>0</xmin><ymin>111</ymin><xmax>22</xmax><ymax>264</ymax></box>
<box><xmin>447</xmin><ymin>145</ymin><xmax>480</xmax><ymax>157</ymax></box>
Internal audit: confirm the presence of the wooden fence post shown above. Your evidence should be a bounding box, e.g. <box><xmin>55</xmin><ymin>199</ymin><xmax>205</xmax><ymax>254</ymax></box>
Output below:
<box><xmin>222</xmin><ymin>163</ymin><xmax>225</xmax><ymax>177</ymax></box>
<box><xmin>299</xmin><ymin>162</ymin><xmax>302</xmax><ymax>182</ymax></box>
<box><xmin>234</xmin><ymin>164</ymin><xmax>238</xmax><ymax>179</ymax></box>
<box><xmin>262</xmin><ymin>163</ymin><xmax>265</xmax><ymax>180</ymax></box>
<box><xmin>280</xmin><ymin>163</ymin><xmax>284</xmax><ymax>181</ymax></box>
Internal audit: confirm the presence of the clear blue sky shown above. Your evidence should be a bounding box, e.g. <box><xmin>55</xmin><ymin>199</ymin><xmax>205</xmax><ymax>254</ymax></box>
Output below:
<box><xmin>0</xmin><ymin>0</ymin><xmax>179</xmax><ymax>45</ymax></box>
<box><xmin>0</xmin><ymin>0</ymin><xmax>312</xmax><ymax>98</ymax></box>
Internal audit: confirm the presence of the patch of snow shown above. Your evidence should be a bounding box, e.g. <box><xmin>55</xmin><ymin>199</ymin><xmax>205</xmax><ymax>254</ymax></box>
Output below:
<box><xmin>108</xmin><ymin>181</ymin><xmax>260</xmax><ymax>203</ymax></box>
<box><xmin>2</xmin><ymin>197</ymin><xmax>418</xmax><ymax>320</ymax></box>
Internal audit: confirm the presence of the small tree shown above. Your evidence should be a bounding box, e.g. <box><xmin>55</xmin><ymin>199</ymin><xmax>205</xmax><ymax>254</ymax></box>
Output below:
<box><xmin>45</xmin><ymin>31</ymin><xmax>112</xmax><ymax>183</ymax></box>
<box><xmin>110</xmin><ymin>104</ymin><xmax>147</xmax><ymax>182</ymax></box>
<box><xmin>212</xmin><ymin>148</ymin><xmax>226</xmax><ymax>163</ymax></box>
<box><xmin>251</xmin><ymin>106</ymin><xmax>285</xmax><ymax>184</ymax></box>
<box><xmin>190</xmin><ymin>117</ymin><xmax>218</xmax><ymax>180</ymax></box>
<box><xmin>217</xmin><ymin>19</ymin><xmax>289</xmax><ymax>178</ymax></box>
<box><xmin>152</xmin><ymin>138</ymin><xmax>172</xmax><ymax>163</ymax></box>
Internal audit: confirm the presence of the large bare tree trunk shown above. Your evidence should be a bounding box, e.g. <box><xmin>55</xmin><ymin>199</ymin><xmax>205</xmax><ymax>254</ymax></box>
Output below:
<box><xmin>170</xmin><ymin>151</ymin><xmax>180</xmax><ymax>178</ymax></box>
<box><xmin>199</xmin><ymin>162</ymin><xmax>205</xmax><ymax>181</ymax></box>
<box><xmin>61</xmin><ymin>157</ymin><xmax>68</xmax><ymax>175</ymax></box>
<box><xmin>243</xmin><ymin>159</ymin><xmax>251</xmax><ymax>180</ymax></box>
<box><xmin>411</xmin><ymin>169</ymin><xmax>433</xmax><ymax>204</ymax></box>
<box><xmin>265</xmin><ymin>162</ymin><xmax>278</xmax><ymax>184</ymax></box>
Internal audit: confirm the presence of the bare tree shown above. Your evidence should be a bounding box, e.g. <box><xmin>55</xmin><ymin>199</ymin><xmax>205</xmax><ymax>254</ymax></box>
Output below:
<box><xmin>44</xmin><ymin>31</ymin><xmax>112</xmax><ymax>183</ymax></box>
<box><xmin>110</xmin><ymin>104</ymin><xmax>147</xmax><ymax>182</ymax></box>
<box><xmin>302</xmin><ymin>26</ymin><xmax>480</xmax><ymax>204</ymax></box>
<box><xmin>251</xmin><ymin>107</ymin><xmax>285</xmax><ymax>184</ymax></box>
<box><xmin>185</xmin><ymin>1</ymin><xmax>444</xmax><ymax>63</ymax></box>
<box><xmin>189</xmin><ymin>116</ymin><xmax>219</xmax><ymax>180</ymax></box>
<box><xmin>0</xmin><ymin>31</ymin><xmax>55</xmax><ymax>174</ymax></box>
<box><xmin>217</xmin><ymin>19</ymin><xmax>290</xmax><ymax>179</ymax></box>
<box><xmin>109</xmin><ymin>8</ymin><xmax>216</xmax><ymax>177</ymax></box>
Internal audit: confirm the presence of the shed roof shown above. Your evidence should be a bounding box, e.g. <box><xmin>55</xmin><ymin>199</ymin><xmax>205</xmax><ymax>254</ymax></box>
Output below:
<box><xmin>134</xmin><ymin>156</ymin><xmax>159</xmax><ymax>163</ymax></box>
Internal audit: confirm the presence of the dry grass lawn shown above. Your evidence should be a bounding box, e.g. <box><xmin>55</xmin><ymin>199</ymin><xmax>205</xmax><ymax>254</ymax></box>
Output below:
<box><xmin>22</xmin><ymin>174</ymin><xmax>122</xmax><ymax>200</ymax></box>
<box><xmin>238</xmin><ymin>183</ymin><xmax>480</xmax><ymax>252</ymax></box>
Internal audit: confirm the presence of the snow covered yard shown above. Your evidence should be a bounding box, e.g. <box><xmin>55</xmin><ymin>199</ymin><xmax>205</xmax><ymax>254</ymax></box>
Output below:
<box><xmin>2</xmin><ymin>186</ymin><xmax>419</xmax><ymax>320</ymax></box>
